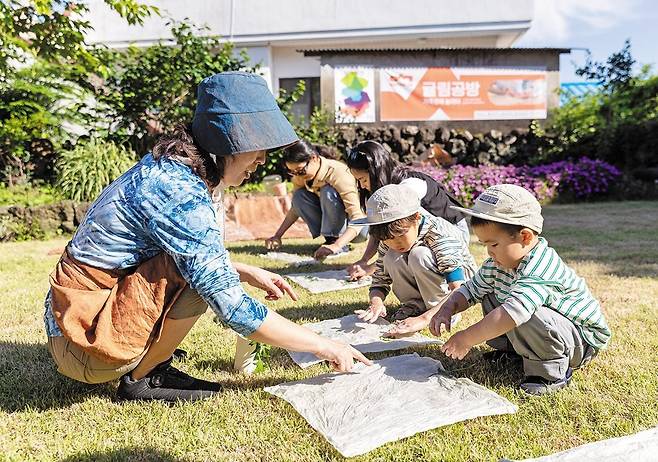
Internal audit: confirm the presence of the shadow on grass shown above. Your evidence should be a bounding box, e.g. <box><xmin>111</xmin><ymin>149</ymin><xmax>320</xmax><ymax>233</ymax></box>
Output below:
<box><xmin>60</xmin><ymin>447</ymin><xmax>195</xmax><ymax>462</ymax></box>
<box><xmin>0</xmin><ymin>341</ymin><xmax>114</xmax><ymax>412</ymax></box>
<box><xmin>228</xmin><ymin>242</ymin><xmax>320</xmax><ymax>257</ymax></box>
<box><xmin>0</xmin><ymin>341</ymin><xmax>306</xmax><ymax>410</ymax></box>
<box><xmin>276</xmin><ymin>300</ymin><xmax>372</xmax><ymax>322</ymax></box>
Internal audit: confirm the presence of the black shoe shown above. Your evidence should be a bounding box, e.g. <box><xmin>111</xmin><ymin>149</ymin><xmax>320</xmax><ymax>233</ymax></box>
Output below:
<box><xmin>482</xmin><ymin>350</ymin><xmax>522</xmax><ymax>364</ymax></box>
<box><xmin>117</xmin><ymin>359</ymin><xmax>222</xmax><ymax>403</ymax></box>
<box><xmin>519</xmin><ymin>368</ymin><xmax>573</xmax><ymax>395</ymax></box>
<box><xmin>172</xmin><ymin>348</ymin><xmax>188</xmax><ymax>362</ymax></box>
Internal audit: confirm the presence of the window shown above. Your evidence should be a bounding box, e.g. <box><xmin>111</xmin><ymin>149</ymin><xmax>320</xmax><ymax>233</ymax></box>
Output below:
<box><xmin>279</xmin><ymin>77</ymin><xmax>321</xmax><ymax>122</ymax></box>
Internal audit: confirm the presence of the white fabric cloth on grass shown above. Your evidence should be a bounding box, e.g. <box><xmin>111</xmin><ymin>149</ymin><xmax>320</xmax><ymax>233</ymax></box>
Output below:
<box><xmin>502</xmin><ymin>426</ymin><xmax>658</xmax><ymax>462</ymax></box>
<box><xmin>266</xmin><ymin>353</ymin><xmax>517</xmax><ymax>457</ymax></box>
<box><xmin>287</xmin><ymin>314</ymin><xmax>440</xmax><ymax>368</ymax></box>
<box><xmin>285</xmin><ymin>270</ymin><xmax>372</xmax><ymax>294</ymax></box>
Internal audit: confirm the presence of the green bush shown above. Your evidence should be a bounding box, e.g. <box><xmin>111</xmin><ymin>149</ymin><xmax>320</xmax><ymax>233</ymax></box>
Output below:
<box><xmin>93</xmin><ymin>20</ymin><xmax>253</xmax><ymax>154</ymax></box>
<box><xmin>0</xmin><ymin>61</ymin><xmax>93</xmax><ymax>184</ymax></box>
<box><xmin>1</xmin><ymin>1</ymin><xmax>159</xmax><ymax>185</ymax></box>
<box><xmin>0</xmin><ymin>183</ymin><xmax>61</xmax><ymax>206</ymax></box>
<box><xmin>255</xmin><ymin>78</ymin><xmax>343</xmax><ymax>182</ymax></box>
<box><xmin>544</xmin><ymin>41</ymin><xmax>658</xmax><ymax>170</ymax></box>
<box><xmin>0</xmin><ymin>215</ymin><xmax>45</xmax><ymax>242</ymax></box>
<box><xmin>56</xmin><ymin>139</ymin><xmax>137</xmax><ymax>202</ymax></box>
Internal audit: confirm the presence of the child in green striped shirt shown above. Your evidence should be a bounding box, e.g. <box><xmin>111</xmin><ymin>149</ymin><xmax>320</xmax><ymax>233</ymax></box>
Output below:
<box><xmin>425</xmin><ymin>184</ymin><xmax>610</xmax><ymax>395</ymax></box>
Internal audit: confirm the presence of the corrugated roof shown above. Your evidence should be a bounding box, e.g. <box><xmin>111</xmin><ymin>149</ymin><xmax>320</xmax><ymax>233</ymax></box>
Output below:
<box><xmin>301</xmin><ymin>47</ymin><xmax>571</xmax><ymax>56</ymax></box>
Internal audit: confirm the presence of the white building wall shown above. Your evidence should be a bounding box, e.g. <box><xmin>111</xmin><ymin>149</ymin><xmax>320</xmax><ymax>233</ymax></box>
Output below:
<box><xmin>83</xmin><ymin>0</ymin><xmax>534</xmax><ymax>89</ymax></box>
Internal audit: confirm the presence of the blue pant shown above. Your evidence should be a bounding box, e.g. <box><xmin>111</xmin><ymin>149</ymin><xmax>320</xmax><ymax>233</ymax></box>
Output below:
<box><xmin>292</xmin><ymin>186</ymin><xmax>367</xmax><ymax>241</ymax></box>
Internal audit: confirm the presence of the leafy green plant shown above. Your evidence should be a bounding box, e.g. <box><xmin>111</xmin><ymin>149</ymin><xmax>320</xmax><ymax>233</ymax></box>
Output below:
<box><xmin>0</xmin><ymin>60</ymin><xmax>96</xmax><ymax>184</ymax></box>
<box><xmin>251</xmin><ymin>341</ymin><xmax>271</xmax><ymax>373</ymax></box>
<box><xmin>0</xmin><ymin>215</ymin><xmax>46</xmax><ymax>242</ymax></box>
<box><xmin>56</xmin><ymin>139</ymin><xmax>137</xmax><ymax>202</ymax></box>
<box><xmin>0</xmin><ymin>183</ymin><xmax>61</xmax><ymax>206</ymax></box>
<box><xmin>543</xmin><ymin>40</ymin><xmax>658</xmax><ymax>170</ymax></box>
<box><xmin>92</xmin><ymin>20</ymin><xmax>254</xmax><ymax>154</ymax></box>
<box><xmin>1</xmin><ymin>0</ymin><xmax>158</xmax><ymax>81</ymax></box>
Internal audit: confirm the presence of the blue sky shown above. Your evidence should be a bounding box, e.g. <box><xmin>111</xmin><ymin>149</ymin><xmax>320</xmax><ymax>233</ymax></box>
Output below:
<box><xmin>516</xmin><ymin>0</ymin><xmax>658</xmax><ymax>82</ymax></box>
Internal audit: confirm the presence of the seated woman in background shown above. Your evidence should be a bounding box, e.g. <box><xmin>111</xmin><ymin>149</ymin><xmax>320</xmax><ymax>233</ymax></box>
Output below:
<box><xmin>265</xmin><ymin>140</ymin><xmax>368</xmax><ymax>260</ymax></box>
<box><xmin>345</xmin><ymin>140</ymin><xmax>469</xmax><ymax>280</ymax></box>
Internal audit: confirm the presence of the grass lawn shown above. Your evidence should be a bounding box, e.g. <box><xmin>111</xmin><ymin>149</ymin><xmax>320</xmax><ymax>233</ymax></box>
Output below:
<box><xmin>1</xmin><ymin>201</ymin><xmax>657</xmax><ymax>461</ymax></box>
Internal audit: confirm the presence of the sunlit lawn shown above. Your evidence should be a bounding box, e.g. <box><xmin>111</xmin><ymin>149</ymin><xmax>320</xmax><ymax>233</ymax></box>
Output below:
<box><xmin>1</xmin><ymin>201</ymin><xmax>657</xmax><ymax>461</ymax></box>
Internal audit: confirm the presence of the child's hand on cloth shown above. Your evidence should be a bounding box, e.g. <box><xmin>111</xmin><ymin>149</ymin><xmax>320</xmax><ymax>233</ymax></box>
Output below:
<box><xmin>384</xmin><ymin>314</ymin><xmax>430</xmax><ymax>338</ymax></box>
<box><xmin>346</xmin><ymin>260</ymin><xmax>373</xmax><ymax>281</ymax></box>
<box><xmin>429</xmin><ymin>302</ymin><xmax>456</xmax><ymax>336</ymax></box>
<box><xmin>355</xmin><ymin>300</ymin><xmax>386</xmax><ymax>323</ymax></box>
<box><xmin>314</xmin><ymin>244</ymin><xmax>338</xmax><ymax>260</ymax></box>
<box><xmin>440</xmin><ymin>331</ymin><xmax>474</xmax><ymax>360</ymax></box>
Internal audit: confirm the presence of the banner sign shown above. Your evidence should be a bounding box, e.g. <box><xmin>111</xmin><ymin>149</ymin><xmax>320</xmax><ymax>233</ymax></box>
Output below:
<box><xmin>380</xmin><ymin>67</ymin><xmax>547</xmax><ymax>121</ymax></box>
<box><xmin>334</xmin><ymin>67</ymin><xmax>376</xmax><ymax>123</ymax></box>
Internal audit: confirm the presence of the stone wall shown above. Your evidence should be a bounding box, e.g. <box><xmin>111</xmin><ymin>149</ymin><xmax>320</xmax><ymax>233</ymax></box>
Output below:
<box><xmin>338</xmin><ymin>123</ymin><xmax>539</xmax><ymax>165</ymax></box>
<box><xmin>0</xmin><ymin>194</ymin><xmax>311</xmax><ymax>242</ymax></box>
<box><xmin>0</xmin><ymin>201</ymin><xmax>91</xmax><ymax>237</ymax></box>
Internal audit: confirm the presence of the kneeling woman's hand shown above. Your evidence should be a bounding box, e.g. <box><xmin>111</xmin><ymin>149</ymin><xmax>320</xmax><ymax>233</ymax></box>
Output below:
<box><xmin>235</xmin><ymin>263</ymin><xmax>298</xmax><ymax>301</ymax></box>
<box><xmin>316</xmin><ymin>339</ymin><xmax>373</xmax><ymax>372</ymax></box>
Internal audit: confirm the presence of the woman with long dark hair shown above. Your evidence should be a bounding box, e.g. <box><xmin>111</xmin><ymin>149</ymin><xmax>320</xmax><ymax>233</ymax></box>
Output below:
<box><xmin>265</xmin><ymin>140</ymin><xmax>368</xmax><ymax>260</ymax></box>
<box><xmin>44</xmin><ymin>73</ymin><xmax>370</xmax><ymax>403</ymax></box>
<box><xmin>344</xmin><ymin>140</ymin><xmax>469</xmax><ymax>280</ymax></box>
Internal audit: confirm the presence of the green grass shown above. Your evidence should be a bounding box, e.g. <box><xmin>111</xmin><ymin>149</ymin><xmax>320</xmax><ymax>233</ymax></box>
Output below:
<box><xmin>1</xmin><ymin>201</ymin><xmax>657</xmax><ymax>461</ymax></box>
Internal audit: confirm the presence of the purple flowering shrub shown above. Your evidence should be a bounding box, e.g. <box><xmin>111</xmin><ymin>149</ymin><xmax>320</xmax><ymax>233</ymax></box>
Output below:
<box><xmin>415</xmin><ymin>157</ymin><xmax>621</xmax><ymax>206</ymax></box>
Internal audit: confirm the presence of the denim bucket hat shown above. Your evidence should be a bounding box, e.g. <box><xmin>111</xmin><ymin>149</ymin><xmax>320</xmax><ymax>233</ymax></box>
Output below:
<box><xmin>192</xmin><ymin>72</ymin><xmax>298</xmax><ymax>156</ymax></box>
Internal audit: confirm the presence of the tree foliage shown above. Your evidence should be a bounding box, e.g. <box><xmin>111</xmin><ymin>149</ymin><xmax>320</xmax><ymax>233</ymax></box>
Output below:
<box><xmin>0</xmin><ymin>0</ymin><xmax>159</xmax><ymax>80</ymax></box>
<box><xmin>91</xmin><ymin>21</ymin><xmax>254</xmax><ymax>153</ymax></box>
<box><xmin>546</xmin><ymin>40</ymin><xmax>658</xmax><ymax>170</ymax></box>
<box><xmin>0</xmin><ymin>0</ymin><xmax>158</xmax><ymax>184</ymax></box>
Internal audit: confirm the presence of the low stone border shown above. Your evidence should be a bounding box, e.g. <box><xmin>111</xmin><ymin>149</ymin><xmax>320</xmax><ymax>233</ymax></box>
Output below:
<box><xmin>0</xmin><ymin>193</ymin><xmax>311</xmax><ymax>242</ymax></box>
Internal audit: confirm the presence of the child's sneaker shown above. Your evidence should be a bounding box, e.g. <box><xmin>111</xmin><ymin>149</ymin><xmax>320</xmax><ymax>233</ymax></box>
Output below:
<box><xmin>519</xmin><ymin>368</ymin><xmax>573</xmax><ymax>395</ymax></box>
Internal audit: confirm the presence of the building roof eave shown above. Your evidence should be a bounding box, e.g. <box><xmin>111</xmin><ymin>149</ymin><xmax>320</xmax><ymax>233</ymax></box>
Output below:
<box><xmin>300</xmin><ymin>47</ymin><xmax>572</xmax><ymax>56</ymax></box>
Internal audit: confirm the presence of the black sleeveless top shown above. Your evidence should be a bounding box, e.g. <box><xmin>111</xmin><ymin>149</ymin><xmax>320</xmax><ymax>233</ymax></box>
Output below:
<box><xmin>401</xmin><ymin>170</ymin><xmax>466</xmax><ymax>225</ymax></box>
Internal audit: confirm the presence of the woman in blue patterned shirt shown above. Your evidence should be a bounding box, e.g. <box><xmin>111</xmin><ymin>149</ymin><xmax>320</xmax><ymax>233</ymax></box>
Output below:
<box><xmin>45</xmin><ymin>72</ymin><xmax>371</xmax><ymax>403</ymax></box>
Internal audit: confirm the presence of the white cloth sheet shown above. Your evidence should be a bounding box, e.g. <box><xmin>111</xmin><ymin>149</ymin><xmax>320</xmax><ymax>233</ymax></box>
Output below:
<box><xmin>287</xmin><ymin>314</ymin><xmax>440</xmax><ymax>368</ymax></box>
<box><xmin>502</xmin><ymin>426</ymin><xmax>658</xmax><ymax>462</ymax></box>
<box><xmin>259</xmin><ymin>251</ymin><xmax>340</xmax><ymax>267</ymax></box>
<box><xmin>285</xmin><ymin>270</ymin><xmax>372</xmax><ymax>294</ymax></box>
<box><xmin>266</xmin><ymin>353</ymin><xmax>518</xmax><ymax>457</ymax></box>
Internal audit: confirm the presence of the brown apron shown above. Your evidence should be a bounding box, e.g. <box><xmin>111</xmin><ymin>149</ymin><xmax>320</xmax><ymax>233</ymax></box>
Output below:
<box><xmin>49</xmin><ymin>249</ymin><xmax>187</xmax><ymax>365</ymax></box>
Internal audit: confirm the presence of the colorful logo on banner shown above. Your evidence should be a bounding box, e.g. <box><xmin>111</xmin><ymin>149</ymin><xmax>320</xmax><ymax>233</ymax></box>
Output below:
<box><xmin>334</xmin><ymin>68</ymin><xmax>375</xmax><ymax>123</ymax></box>
<box><xmin>380</xmin><ymin>67</ymin><xmax>547</xmax><ymax>121</ymax></box>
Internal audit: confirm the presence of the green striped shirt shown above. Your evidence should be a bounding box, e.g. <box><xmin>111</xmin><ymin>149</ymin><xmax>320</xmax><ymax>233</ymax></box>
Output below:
<box><xmin>458</xmin><ymin>237</ymin><xmax>611</xmax><ymax>350</ymax></box>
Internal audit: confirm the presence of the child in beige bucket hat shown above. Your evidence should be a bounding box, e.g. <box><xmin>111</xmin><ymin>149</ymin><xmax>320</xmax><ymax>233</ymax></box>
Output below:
<box><xmin>352</xmin><ymin>184</ymin><xmax>477</xmax><ymax>329</ymax></box>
